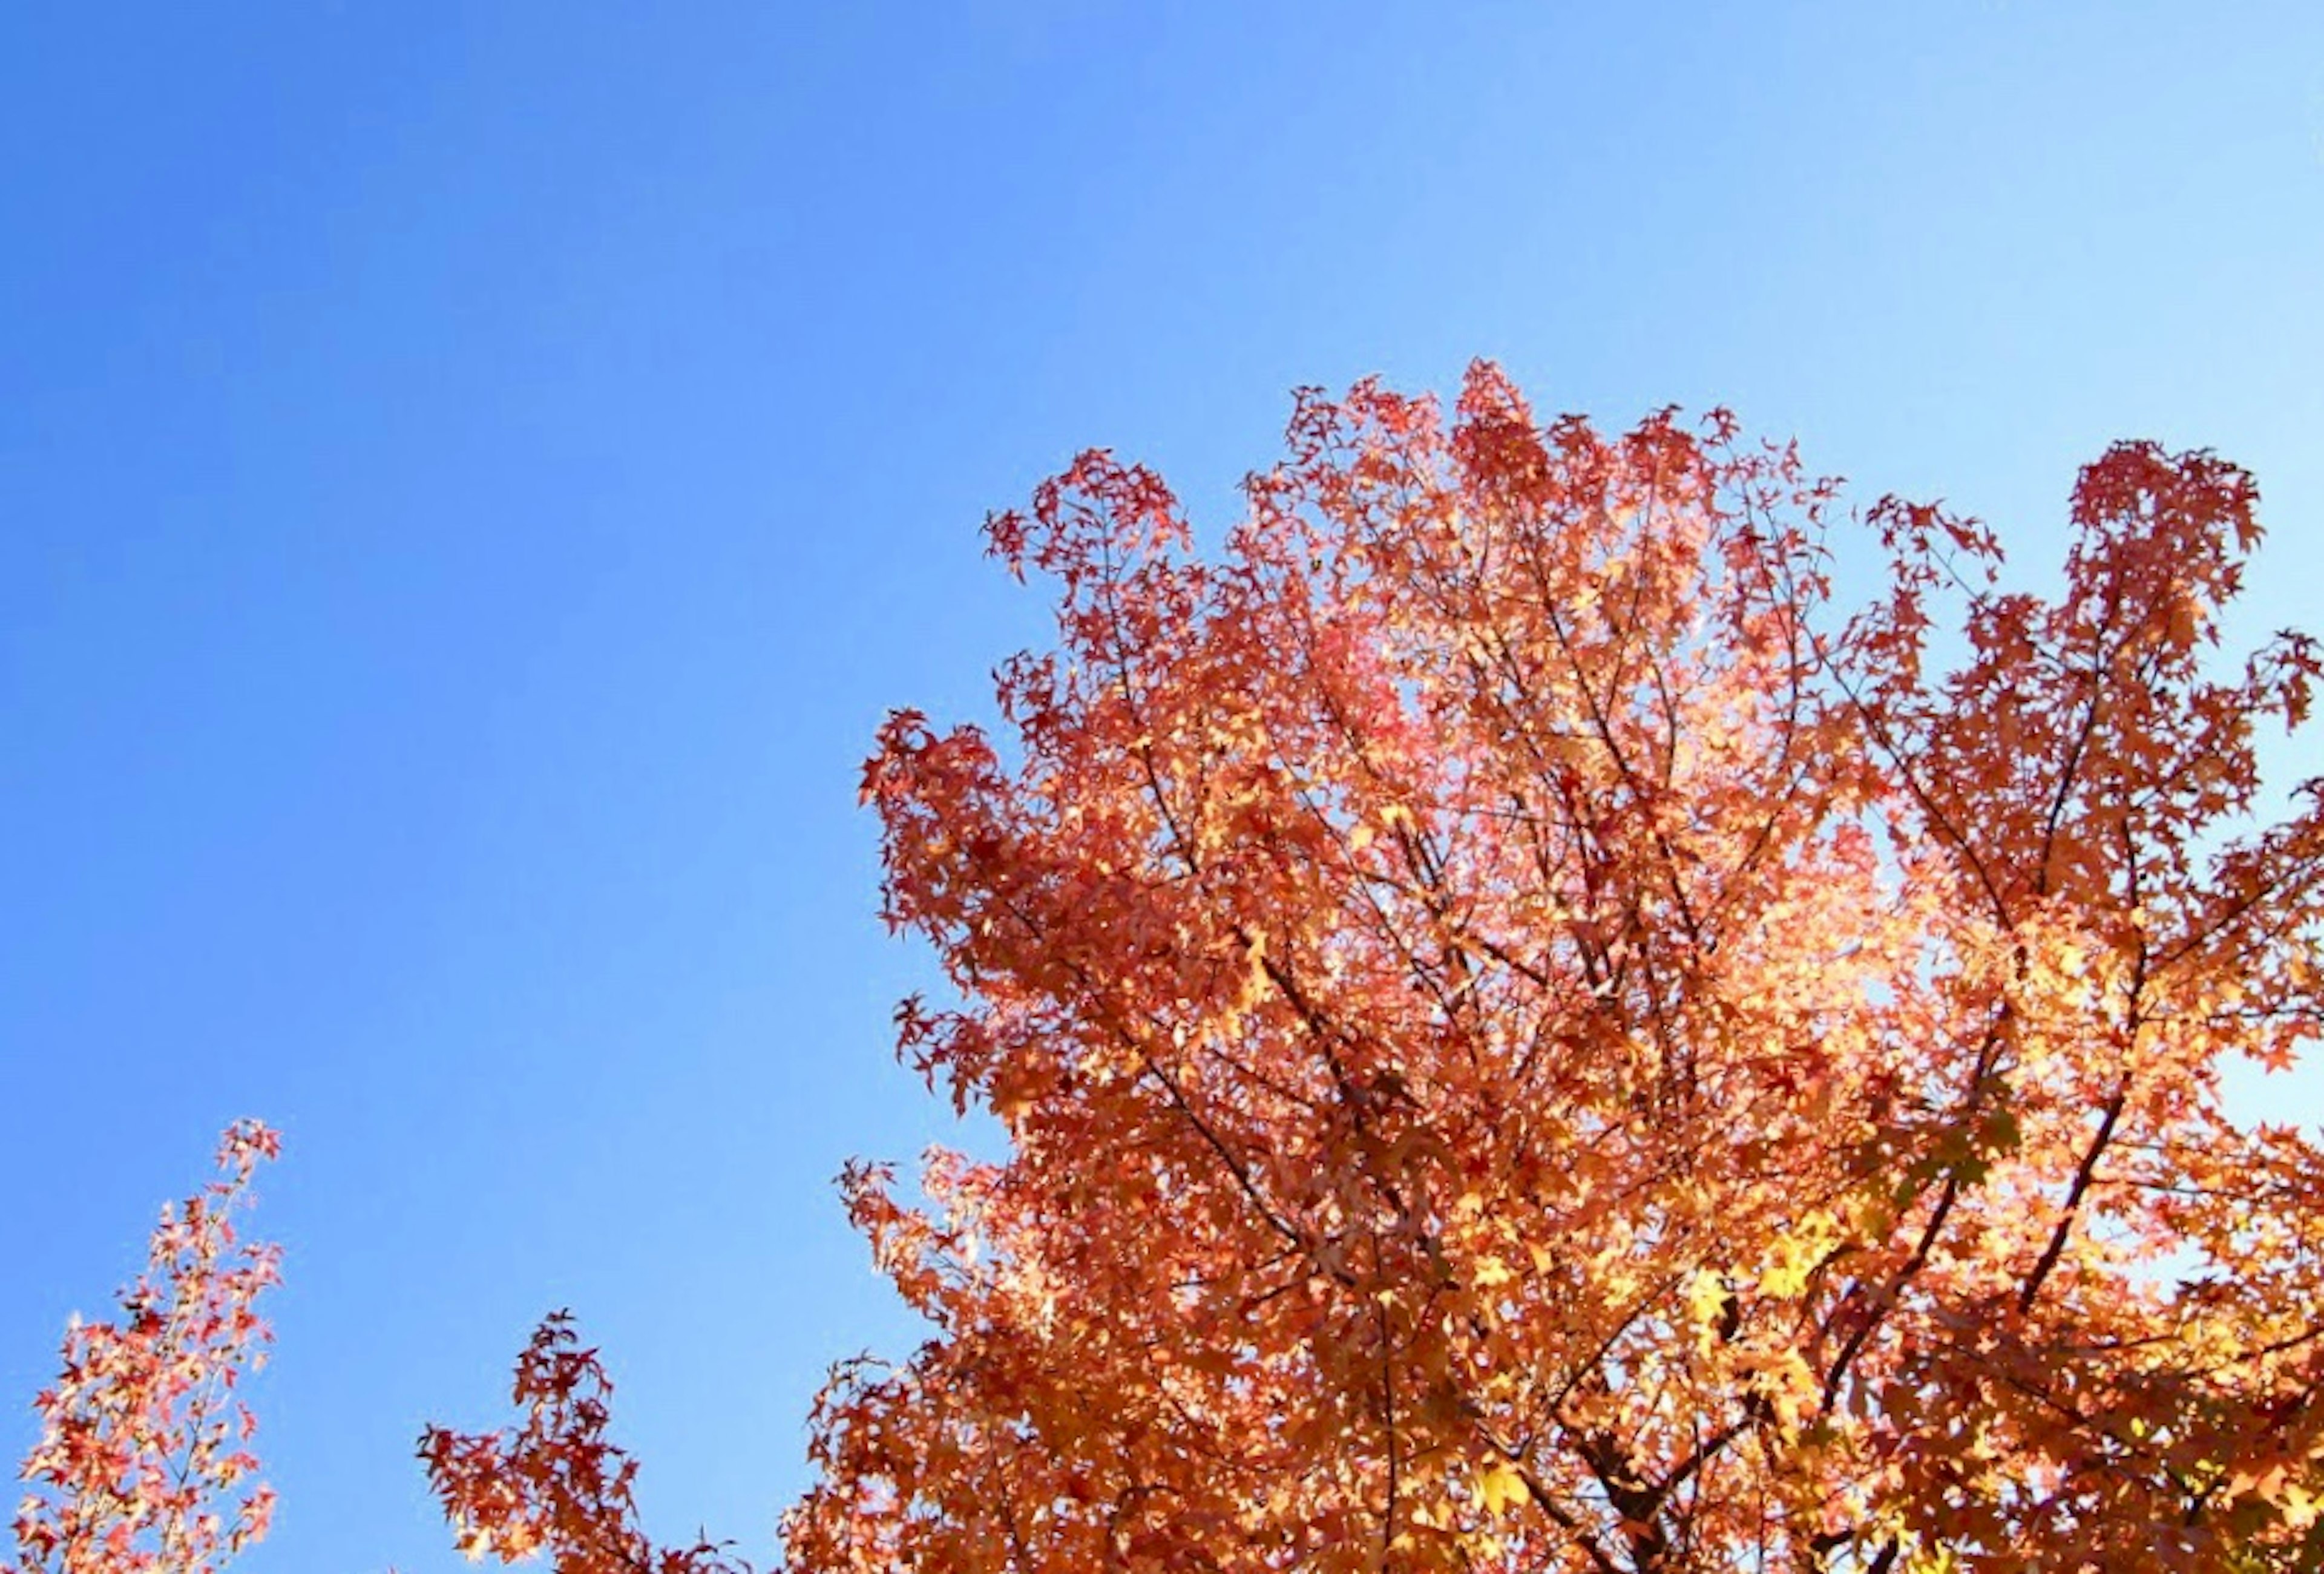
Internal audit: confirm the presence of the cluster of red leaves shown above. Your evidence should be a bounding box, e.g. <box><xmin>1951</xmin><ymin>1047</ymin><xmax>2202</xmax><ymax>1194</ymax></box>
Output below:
<box><xmin>8</xmin><ymin>1121</ymin><xmax>280</xmax><ymax>1574</ymax></box>
<box><xmin>418</xmin><ymin>1311</ymin><xmax>750</xmax><ymax>1574</ymax></box>
<box><xmin>787</xmin><ymin>365</ymin><xmax>2324</xmax><ymax>1572</ymax></box>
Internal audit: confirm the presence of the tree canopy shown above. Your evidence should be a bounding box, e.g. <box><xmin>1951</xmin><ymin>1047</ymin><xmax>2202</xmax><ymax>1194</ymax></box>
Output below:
<box><xmin>793</xmin><ymin>365</ymin><xmax>2324</xmax><ymax>1571</ymax></box>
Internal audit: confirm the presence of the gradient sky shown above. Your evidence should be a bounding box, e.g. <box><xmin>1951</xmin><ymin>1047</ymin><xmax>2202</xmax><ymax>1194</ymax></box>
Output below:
<box><xmin>4</xmin><ymin>5</ymin><xmax>2321</xmax><ymax>1570</ymax></box>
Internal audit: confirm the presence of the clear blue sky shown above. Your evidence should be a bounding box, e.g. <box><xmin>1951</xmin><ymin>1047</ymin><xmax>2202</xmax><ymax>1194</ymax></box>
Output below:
<box><xmin>4</xmin><ymin>5</ymin><xmax>2319</xmax><ymax>1570</ymax></box>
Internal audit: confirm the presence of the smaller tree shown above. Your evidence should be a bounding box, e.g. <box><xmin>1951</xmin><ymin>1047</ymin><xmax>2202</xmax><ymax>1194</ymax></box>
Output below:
<box><xmin>419</xmin><ymin>1311</ymin><xmax>750</xmax><ymax>1574</ymax></box>
<box><xmin>8</xmin><ymin>1121</ymin><xmax>280</xmax><ymax>1574</ymax></box>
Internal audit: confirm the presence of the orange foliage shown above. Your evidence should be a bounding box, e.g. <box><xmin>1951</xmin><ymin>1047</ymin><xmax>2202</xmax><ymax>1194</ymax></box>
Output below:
<box><xmin>8</xmin><ymin>1122</ymin><xmax>280</xmax><ymax>1574</ymax></box>
<box><xmin>784</xmin><ymin>366</ymin><xmax>2324</xmax><ymax>1570</ymax></box>
<box><xmin>419</xmin><ymin>1313</ymin><xmax>749</xmax><ymax>1574</ymax></box>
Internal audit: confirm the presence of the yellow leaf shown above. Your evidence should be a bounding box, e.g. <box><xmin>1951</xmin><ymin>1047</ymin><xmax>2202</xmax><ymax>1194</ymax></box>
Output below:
<box><xmin>1476</xmin><ymin>1461</ymin><xmax>1529</xmax><ymax>1516</ymax></box>
<box><xmin>1684</xmin><ymin>1268</ymin><xmax>1730</xmax><ymax>1328</ymax></box>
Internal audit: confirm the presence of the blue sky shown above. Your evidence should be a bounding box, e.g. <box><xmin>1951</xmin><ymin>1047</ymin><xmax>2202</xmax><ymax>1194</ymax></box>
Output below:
<box><xmin>3</xmin><ymin>4</ymin><xmax>2320</xmax><ymax>1570</ymax></box>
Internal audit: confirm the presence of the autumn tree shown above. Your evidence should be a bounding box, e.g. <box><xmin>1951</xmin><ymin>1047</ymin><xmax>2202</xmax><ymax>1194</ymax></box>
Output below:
<box><xmin>8</xmin><ymin>1121</ymin><xmax>280</xmax><ymax>1574</ymax></box>
<box><xmin>784</xmin><ymin>365</ymin><xmax>2324</xmax><ymax>1572</ymax></box>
